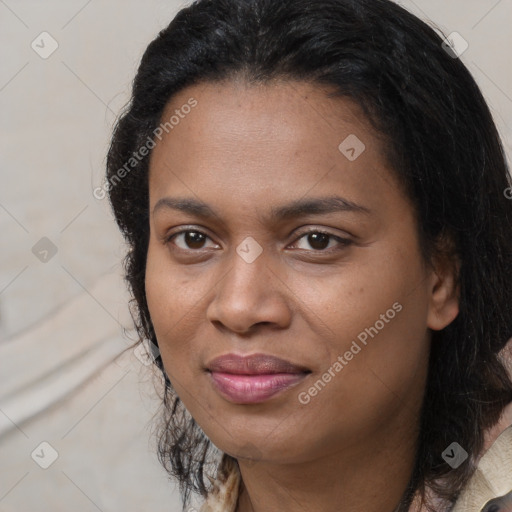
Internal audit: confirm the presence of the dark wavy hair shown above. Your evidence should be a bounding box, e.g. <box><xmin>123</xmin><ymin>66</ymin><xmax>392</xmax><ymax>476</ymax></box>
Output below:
<box><xmin>106</xmin><ymin>0</ymin><xmax>512</xmax><ymax>510</ymax></box>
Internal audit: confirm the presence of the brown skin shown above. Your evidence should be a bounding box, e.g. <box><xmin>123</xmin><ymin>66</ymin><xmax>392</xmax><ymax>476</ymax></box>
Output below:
<box><xmin>145</xmin><ymin>79</ymin><xmax>460</xmax><ymax>512</ymax></box>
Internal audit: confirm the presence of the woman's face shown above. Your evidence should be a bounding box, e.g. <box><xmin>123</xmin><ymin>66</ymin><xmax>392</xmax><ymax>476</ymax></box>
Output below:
<box><xmin>145</xmin><ymin>79</ymin><xmax>459</xmax><ymax>465</ymax></box>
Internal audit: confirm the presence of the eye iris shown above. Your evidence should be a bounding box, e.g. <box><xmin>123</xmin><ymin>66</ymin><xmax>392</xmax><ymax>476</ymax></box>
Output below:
<box><xmin>308</xmin><ymin>232</ymin><xmax>330</xmax><ymax>250</ymax></box>
<box><xmin>185</xmin><ymin>231</ymin><xmax>206</xmax><ymax>249</ymax></box>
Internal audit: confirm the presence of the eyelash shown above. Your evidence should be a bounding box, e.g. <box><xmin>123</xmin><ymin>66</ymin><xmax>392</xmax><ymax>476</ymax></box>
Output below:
<box><xmin>164</xmin><ymin>227</ymin><xmax>353</xmax><ymax>254</ymax></box>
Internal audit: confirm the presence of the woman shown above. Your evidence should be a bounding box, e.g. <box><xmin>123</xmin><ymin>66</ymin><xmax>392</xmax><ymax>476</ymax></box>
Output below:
<box><xmin>105</xmin><ymin>0</ymin><xmax>512</xmax><ymax>510</ymax></box>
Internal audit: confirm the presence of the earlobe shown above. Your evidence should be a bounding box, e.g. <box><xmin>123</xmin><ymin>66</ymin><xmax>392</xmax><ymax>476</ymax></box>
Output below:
<box><xmin>426</xmin><ymin>271</ymin><xmax>460</xmax><ymax>331</ymax></box>
<box><xmin>426</xmin><ymin>249</ymin><xmax>461</xmax><ymax>332</ymax></box>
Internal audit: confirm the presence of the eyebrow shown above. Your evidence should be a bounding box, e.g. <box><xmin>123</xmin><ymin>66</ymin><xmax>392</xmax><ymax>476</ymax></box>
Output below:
<box><xmin>153</xmin><ymin>195</ymin><xmax>372</xmax><ymax>223</ymax></box>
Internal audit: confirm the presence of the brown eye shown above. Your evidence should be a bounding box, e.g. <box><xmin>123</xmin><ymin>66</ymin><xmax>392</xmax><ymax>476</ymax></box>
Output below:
<box><xmin>306</xmin><ymin>232</ymin><xmax>330</xmax><ymax>250</ymax></box>
<box><xmin>183</xmin><ymin>231</ymin><xmax>206</xmax><ymax>249</ymax></box>
<box><xmin>166</xmin><ymin>230</ymin><xmax>218</xmax><ymax>251</ymax></box>
<box><xmin>292</xmin><ymin>230</ymin><xmax>352</xmax><ymax>252</ymax></box>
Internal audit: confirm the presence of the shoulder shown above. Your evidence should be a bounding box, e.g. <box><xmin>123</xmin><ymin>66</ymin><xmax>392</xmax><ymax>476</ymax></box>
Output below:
<box><xmin>452</xmin><ymin>419</ymin><xmax>512</xmax><ymax>511</ymax></box>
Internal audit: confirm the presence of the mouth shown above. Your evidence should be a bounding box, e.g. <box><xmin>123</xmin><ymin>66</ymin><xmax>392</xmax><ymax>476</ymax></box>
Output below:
<box><xmin>205</xmin><ymin>353</ymin><xmax>311</xmax><ymax>404</ymax></box>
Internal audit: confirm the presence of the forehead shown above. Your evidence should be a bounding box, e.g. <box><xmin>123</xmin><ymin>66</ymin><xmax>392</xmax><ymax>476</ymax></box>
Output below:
<box><xmin>148</xmin><ymin>79</ymin><xmax>406</xmax><ymax>220</ymax></box>
<box><xmin>155</xmin><ymin>79</ymin><xmax>379</xmax><ymax>158</ymax></box>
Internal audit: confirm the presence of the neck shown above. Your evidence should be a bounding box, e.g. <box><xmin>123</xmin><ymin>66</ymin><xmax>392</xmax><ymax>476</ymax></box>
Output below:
<box><xmin>235</xmin><ymin>407</ymin><xmax>421</xmax><ymax>512</ymax></box>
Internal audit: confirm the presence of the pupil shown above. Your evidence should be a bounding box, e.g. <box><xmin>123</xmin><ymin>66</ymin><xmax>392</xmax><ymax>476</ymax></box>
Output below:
<box><xmin>185</xmin><ymin>231</ymin><xmax>205</xmax><ymax>249</ymax></box>
<box><xmin>309</xmin><ymin>233</ymin><xmax>329</xmax><ymax>250</ymax></box>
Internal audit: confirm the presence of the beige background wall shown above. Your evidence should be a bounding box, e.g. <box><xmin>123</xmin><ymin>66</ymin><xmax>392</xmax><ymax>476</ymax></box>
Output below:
<box><xmin>1</xmin><ymin>1</ymin><xmax>511</xmax><ymax>511</ymax></box>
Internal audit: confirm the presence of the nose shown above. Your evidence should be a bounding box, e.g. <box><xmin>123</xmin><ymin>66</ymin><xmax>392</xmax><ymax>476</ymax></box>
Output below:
<box><xmin>205</xmin><ymin>243</ymin><xmax>292</xmax><ymax>335</ymax></box>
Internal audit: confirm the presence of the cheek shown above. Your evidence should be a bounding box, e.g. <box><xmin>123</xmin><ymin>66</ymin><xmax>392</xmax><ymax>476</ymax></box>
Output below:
<box><xmin>144</xmin><ymin>242</ymin><xmax>202</xmax><ymax>376</ymax></box>
<box><xmin>145</xmin><ymin>238</ymin><xmax>210</xmax><ymax>329</ymax></box>
<box><xmin>145</xmin><ymin>243</ymin><xmax>174</xmax><ymax>334</ymax></box>
<box><xmin>287</xmin><ymin>304</ymin><xmax>429</xmax><ymax>461</ymax></box>
<box><xmin>287</xmin><ymin>238</ymin><xmax>426</xmax><ymax>354</ymax></box>
<box><xmin>290</xmin><ymin>245</ymin><xmax>430</xmax><ymax>433</ymax></box>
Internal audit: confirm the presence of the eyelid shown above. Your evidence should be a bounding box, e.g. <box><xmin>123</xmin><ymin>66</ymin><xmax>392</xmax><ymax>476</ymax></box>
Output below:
<box><xmin>292</xmin><ymin>226</ymin><xmax>353</xmax><ymax>241</ymax></box>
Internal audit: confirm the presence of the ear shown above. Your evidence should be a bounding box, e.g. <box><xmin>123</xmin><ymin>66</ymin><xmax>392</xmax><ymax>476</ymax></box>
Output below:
<box><xmin>426</xmin><ymin>232</ymin><xmax>461</xmax><ymax>331</ymax></box>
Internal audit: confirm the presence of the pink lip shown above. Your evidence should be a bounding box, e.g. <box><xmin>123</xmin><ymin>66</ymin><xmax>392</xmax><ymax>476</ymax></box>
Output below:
<box><xmin>208</xmin><ymin>372</ymin><xmax>308</xmax><ymax>403</ymax></box>
<box><xmin>205</xmin><ymin>353</ymin><xmax>311</xmax><ymax>404</ymax></box>
<box><xmin>206</xmin><ymin>352</ymin><xmax>310</xmax><ymax>375</ymax></box>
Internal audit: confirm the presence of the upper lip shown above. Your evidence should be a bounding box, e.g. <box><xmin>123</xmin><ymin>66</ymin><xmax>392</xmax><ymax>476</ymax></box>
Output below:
<box><xmin>206</xmin><ymin>353</ymin><xmax>311</xmax><ymax>375</ymax></box>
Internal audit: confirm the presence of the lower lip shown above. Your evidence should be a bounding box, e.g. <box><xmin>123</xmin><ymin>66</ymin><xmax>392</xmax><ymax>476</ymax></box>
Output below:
<box><xmin>208</xmin><ymin>371</ymin><xmax>308</xmax><ymax>404</ymax></box>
